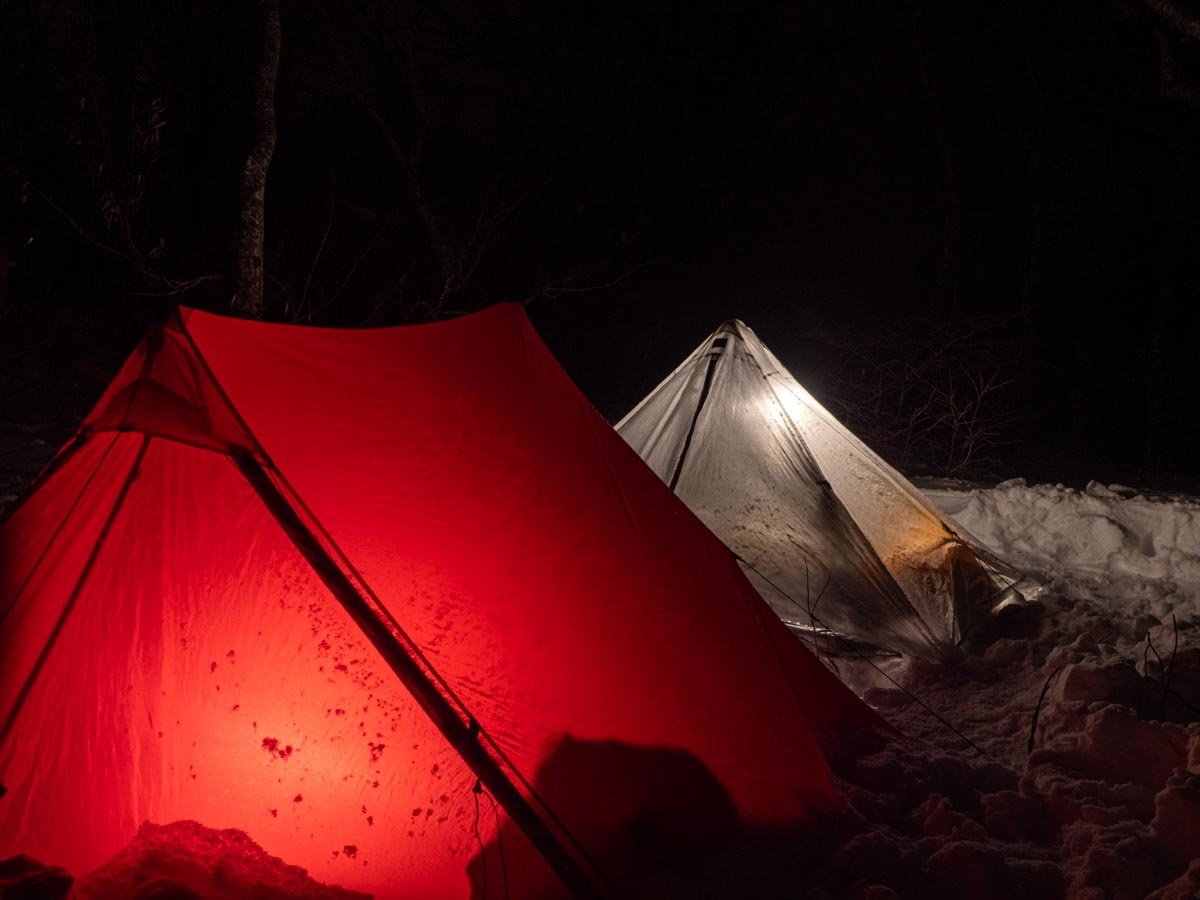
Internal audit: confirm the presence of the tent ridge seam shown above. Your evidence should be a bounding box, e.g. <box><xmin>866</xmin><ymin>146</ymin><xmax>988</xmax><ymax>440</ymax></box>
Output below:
<box><xmin>666</xmin><ymin>349</ymin><xmax>721</xmax><ymax>492</ymax></box>
<box><xmin>0</xmin><ymin>430</ymin><xmax>118</xmax><ymax>628</ymax></box>
<box><xmin>0</xmin><ymin>434</ymin><xmax>150</xmax><ymax>749</ymax></box>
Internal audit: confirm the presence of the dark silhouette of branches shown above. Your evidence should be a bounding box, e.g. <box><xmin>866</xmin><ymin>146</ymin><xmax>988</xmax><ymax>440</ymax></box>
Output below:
<box><xmin>814</xmin><ymin>314</ymin><xmax>1025</xmax><ymax>477</ymax></box>
<box><xmin>1111</xmin><ymin>0</ymin><xmax>1200</xmax><ymax>102</ymax></box>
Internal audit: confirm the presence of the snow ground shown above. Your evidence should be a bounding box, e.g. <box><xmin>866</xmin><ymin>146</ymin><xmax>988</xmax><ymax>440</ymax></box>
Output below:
<box><xmin>816</xmin><ymin>479</ymin><xmax>1200</xmax><ymax>899</ymax></box>
<box><xmin>927</xmin><ymin>478</ymin><xmax>1200</xmax><ymax>623</ymax></box>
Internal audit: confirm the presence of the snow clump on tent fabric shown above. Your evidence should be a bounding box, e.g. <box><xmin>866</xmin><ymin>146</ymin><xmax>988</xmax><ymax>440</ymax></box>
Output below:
<box><xmin>71</xmin><ymin>820</ymin><xmax>367</xmax><ymax>899</ymax></box>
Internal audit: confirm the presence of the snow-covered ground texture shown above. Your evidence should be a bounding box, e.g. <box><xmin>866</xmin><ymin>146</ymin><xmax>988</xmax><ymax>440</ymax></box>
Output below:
<box><xmin>812</xmin><ymin>479</ymin><xmax>1200</xmax><ymax>899</ymax></box>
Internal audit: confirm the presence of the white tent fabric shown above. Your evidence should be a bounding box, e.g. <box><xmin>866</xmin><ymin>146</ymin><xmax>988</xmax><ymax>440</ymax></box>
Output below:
<box><xmin>616</xmin><ymin>321</ymin><xmax>1022</xmax><ymax>661</ymax></box>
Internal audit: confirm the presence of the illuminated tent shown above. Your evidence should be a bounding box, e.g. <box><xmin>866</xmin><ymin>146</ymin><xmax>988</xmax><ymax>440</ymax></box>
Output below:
<box><xmin>617</xmin><ymin>320</ymin><xmax>1024</xmax><ymax>662</ymax></box>
<box><xmin>0</xmin><ymin>305</ymin><xmax>884</xmax><ymax>898</ymax></box>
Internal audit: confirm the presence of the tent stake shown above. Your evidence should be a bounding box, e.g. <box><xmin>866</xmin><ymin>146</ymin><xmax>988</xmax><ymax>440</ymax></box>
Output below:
<box><xmin>234</xmin><ymin>454</ymin><xmax>603</xmax><ymax>899</ymax></box>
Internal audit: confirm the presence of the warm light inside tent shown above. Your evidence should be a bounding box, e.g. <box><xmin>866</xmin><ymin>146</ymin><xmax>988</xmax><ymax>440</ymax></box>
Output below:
<box><xmin>769</xmin><ymin>377</ymin><xmax>950</xmax><ymax>554</ymax></box>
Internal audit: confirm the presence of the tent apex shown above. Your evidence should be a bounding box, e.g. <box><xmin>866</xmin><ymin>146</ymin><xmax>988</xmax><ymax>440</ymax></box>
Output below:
<box><xmin>709</xmin><ymin>319</ymin><xmax>755</xmax><ymax>351</ymax></box>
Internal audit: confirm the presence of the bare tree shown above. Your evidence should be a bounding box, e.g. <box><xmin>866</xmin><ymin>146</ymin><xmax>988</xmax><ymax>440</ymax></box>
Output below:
<box><xmin>312</xmin><ymin>2</ymin><xmax>536</xmax><ymax>323</ymax></box>
<box><xmin>0</xmin><ymin>0</ymin><xmax>223</xmax><ymax>301</ymax></box>
<box><xmin>306</xmin><ymin>0</ymin><xmax>817</xmax><ymax>325</ymax></box>
<box><xmin>1112</xmin><ymin>0</ymin><xmax>1200</xmax><ymax>102</ymax></box>
<box><xmin>233</xmin><ymin>0</ymin><xmax>281</xmax><ymax>318</ymax></box>
<box><xmin>812</xmin><ymin>315</ymin><xmax>1024</xmax><ymax>477</ymax></box>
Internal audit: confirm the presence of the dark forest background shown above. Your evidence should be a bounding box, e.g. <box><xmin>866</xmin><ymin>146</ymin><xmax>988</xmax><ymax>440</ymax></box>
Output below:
<box><xmin>2</xmin><ymin>0</ymin><xmax>1199</xmax><ymax>490</ymax></box>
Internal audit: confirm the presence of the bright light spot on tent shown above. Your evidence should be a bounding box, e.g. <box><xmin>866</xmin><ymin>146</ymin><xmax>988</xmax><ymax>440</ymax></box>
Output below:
<box><xmin>766</xmin><ymin>380</ymin><xmax>818</xmax><ymax>433</ymax></box>
<box><xmin>763</xmin><ymin>381</ymin><xmax>820</xmax><ymax>446</ymax></box>
<box><xmin>767</xmin><ymin>378</ymin><xmax>954</xmax><ymax>563</ymax></box>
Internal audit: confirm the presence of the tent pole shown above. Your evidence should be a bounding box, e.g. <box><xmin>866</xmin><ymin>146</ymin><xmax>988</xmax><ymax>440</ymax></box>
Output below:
<box><xmin>233</xmin><ymin>454</ymin><xmax>604</xmax><ymax>899</ymax></box>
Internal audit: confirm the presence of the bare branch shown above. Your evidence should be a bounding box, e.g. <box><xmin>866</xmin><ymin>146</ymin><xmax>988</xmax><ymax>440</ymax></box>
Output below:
<box><xmin>299</xmin><ymin>173</ymin><xmax>338</xmax><ymax>320</ymax></box>
<box><xmin>303</xmin><ymin>210</ymin><xmax>395</xmax><ymax>322</ymax></box>
<box><xmin>521</xmin><ymin>262</ymin><xmax>652</xmax><ymax>307</ymax></box>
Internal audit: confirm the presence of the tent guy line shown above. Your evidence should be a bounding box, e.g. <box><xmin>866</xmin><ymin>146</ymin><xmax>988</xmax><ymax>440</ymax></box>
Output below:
<box><xmin>732</xmin><ymin>548</ymin><xmax>996</xmax><ymax>764</ymax></box>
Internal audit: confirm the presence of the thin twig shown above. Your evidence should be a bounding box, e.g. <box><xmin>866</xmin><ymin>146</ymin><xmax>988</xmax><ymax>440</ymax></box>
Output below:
<box><xmin>300</xmin><ymin>172</ymin><xmax>338</xmax><ymax>319</ymax></box>
<box><xmin>1027</xmin><ymin>665</ymin><xmax>1064</xmax><ymax>754</ymax></box>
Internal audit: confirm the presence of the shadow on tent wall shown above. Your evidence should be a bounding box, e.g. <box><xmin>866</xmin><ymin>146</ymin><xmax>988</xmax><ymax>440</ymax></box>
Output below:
<box><xmin>467</xmin><ymin>735</ymin><xmax>840</xmax><ymax>899</ymax></box>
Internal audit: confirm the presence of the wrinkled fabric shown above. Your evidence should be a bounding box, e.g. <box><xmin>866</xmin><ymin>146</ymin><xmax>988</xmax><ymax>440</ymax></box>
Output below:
<box><xmin>617</xmin><ymin>320</ymin><xmax>1011</xmax><ymax>660</ymax></box>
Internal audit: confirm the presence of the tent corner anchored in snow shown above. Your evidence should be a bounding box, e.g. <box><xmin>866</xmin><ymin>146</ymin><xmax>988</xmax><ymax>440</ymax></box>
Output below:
<box><xmin>617</xmin><ymin>319</ymin><xmax>1031</xmax><ymax>663</ymax></box>
<box><xmin>0</xmin><ymin>304</ymin><xmax>887</xmax><ymax>898</ymax></box>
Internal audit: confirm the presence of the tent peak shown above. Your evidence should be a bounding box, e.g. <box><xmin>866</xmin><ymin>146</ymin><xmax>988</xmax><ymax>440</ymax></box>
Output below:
<box><xmin>714</xmin><ymin>318</ymin><xmax>750</xmax><ymax>335</ymax></box>
<box><xmin>707</xmin><ymin>319</ymin><xmax>755</xmax><ymax>353</ymax></box>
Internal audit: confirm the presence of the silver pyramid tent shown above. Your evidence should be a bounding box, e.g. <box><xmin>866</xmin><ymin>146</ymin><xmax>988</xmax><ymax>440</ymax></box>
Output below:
<box><xmin>616</xmin><ymin>320</ymin><xmax>1024</xmax><ymax>661</ymax></box>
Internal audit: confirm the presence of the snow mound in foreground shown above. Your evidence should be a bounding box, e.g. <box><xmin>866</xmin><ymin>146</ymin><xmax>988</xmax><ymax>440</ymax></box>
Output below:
<box><xmin>70</xmin><ymin>820</ymin><xmax>368</xmax><ymax>899</ymax></box>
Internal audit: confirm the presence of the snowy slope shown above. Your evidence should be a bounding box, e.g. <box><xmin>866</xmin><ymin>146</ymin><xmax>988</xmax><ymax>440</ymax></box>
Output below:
<box><xmin>925</xmin><ymin>478</ymin><xmax>1200</xmax><ymax>622</ymax></box>
<box><xmin>816</xmin><ymin>479</ymin><xmax>1200</xmax><ymax>900</ymax></box>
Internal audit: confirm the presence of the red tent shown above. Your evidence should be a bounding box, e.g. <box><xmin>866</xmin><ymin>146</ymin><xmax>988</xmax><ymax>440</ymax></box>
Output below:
<box><xmin>0</xmin><ymin>304</ymin><xmax>882</xmax><ymax>897</ymax></box>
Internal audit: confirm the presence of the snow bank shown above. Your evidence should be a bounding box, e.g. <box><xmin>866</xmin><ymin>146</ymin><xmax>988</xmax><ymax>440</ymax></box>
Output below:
<box><xmin>923</xmin><ymin>479</ymin><xmax>1200</xmax><ymax>623</ymax></box>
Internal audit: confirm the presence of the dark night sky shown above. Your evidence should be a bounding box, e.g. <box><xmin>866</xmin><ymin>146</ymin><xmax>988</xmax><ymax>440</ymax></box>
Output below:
<box><xmin>2</xmin><ymin>0</ymin><xmax>1199</xmax><ymax>487</ymax></box>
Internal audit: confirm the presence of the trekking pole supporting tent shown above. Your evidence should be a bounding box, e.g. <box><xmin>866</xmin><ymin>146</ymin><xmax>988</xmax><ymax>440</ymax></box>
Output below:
<box><xmin>234</xmin><ymin>453</ymin><xmax>604</xmax><ymax>899</ymax></box>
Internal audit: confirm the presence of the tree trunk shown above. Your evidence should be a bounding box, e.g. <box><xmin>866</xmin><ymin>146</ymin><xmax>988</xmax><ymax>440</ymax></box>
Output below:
<box><xmin>233</xmin><ymin>0</ymin><xmax>280</xmax><ymax>319</ymax></box>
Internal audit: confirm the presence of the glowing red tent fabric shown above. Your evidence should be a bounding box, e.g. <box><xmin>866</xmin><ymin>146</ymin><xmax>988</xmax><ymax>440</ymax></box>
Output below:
<box><xmin>0</xmin><ymin>305</ymin><xmax>883</xmax><ymax>897</ymax></box>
